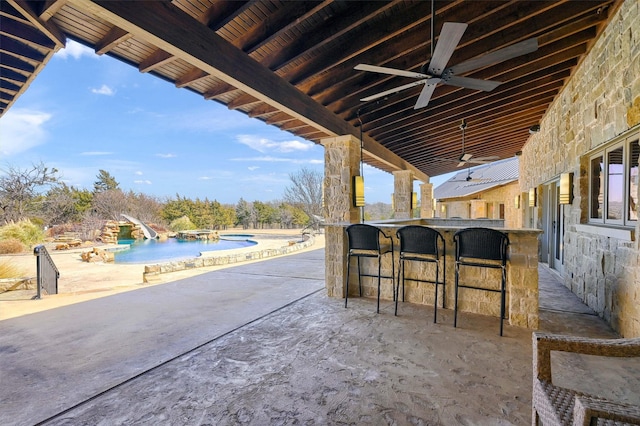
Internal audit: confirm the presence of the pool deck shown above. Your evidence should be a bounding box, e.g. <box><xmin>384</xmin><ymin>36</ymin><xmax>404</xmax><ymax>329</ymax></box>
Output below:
<box><xmin>2</xmin><ymin>243</ymin><xmax>639</xmax><ymax>425</ymax></box>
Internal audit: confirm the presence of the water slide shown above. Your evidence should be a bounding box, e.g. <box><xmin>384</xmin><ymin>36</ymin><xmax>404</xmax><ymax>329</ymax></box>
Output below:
<box><xmin>120</xmin><ymin>214</ymin><xmax>158</xmax><ymax>239</ymax></box>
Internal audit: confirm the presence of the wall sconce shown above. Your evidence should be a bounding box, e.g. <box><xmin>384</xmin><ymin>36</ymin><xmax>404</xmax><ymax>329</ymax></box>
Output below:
<box><xmin>514</xmin><ymin>195</ymin><xmax>520</xmax><ymax>209</ymax></box>
<box><xmin>390</xmin><ymin>194</ymin><xmax>395</xmax><ymax>210</ymax></box>
<box><xmin>529</xmin><ymin>188</ymin><xmax>537</xmax><ymax>207</ymax></box>
<box><xmin>411</xmin><ymin>192</ymin><xmax>418</xmax><ymax>209</ymax></box>
<box><xmin>352</xmin><ymin>176</ymin><xmax>365</xmax><ymax>207</ymax></box>
<box><xmin>559</xmin><ymin>172</ymin><xmax>573</xmax><ymax>204</ymax></box>
<box><xmin>529</xmin><ymin>124</ymin><xmax>540</xmax><ymax>134</ymax></box>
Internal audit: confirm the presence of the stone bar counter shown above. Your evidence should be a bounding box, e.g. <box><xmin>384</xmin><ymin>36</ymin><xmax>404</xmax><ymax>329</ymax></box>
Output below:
<box><xmin>325</xmin><ymin>219</ymin><xmax>542</xmax><ymax>330</ymax></box>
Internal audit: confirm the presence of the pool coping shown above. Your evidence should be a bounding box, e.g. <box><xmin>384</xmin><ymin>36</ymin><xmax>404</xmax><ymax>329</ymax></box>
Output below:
<box><xmin>142</xmin><ymin>233</ymin><xmax>316</xmax><ymax>283</ymax></box>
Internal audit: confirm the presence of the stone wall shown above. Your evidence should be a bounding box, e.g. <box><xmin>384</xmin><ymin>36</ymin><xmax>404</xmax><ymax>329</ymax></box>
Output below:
<box><xmin>519</xmin><ymin>0</ymin><xmax>640</xmax><ymax>336</ymax></box>
<box><xmin>435</xmin><ymin>182</ymin><xmax>522</xmax><ymax>228</ymax></box>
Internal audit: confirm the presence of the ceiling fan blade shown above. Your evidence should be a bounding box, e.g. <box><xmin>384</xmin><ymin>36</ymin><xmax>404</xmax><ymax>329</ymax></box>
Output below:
<box><xmin>472</xmin><ymin>155</ymin><xmax>500</xmax><ymax>161</ymax></box>
<box><xmin>354</xmin><ymin>64</ymin><xmax>428</xmax><ymax>79</ymax></box>
<box><xmin>414</xmin><ymin>78</ymin><xmax>441</xmax><ymax>109</ymax></box>
<box><xmin>444</xmin><ymin>75</ymin><xmax>502</xmax><ymax>91</ymax></box>
<box><xmin>456</xmin><ymin>161</ymin><xmax>467</xmax><ymax>168</ymax></box>
<box><xmin>360</xmin><ymin>79</ymin><xmax>428</xmax><ymax>102</ymax></box>
<box><xmin>449</xmin><ymin>38</ymin><xmax>538</xmax><ymax>75</ymax></box>
<box><xmin>428</xmin><ymin>22</ymin><xmax>468</xmax><ymax>75</ymax></box>
<box><xmin>459</xmin><ymin>153</ymin><xmax>473</xmax><ymax>162</ymax></box>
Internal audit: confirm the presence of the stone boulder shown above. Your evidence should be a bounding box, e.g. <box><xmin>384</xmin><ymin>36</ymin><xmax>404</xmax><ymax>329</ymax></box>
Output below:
<box><xmin>81</xmin><ymin>247</ymin><xmax>114</xmax><ymax>263</ymax></box>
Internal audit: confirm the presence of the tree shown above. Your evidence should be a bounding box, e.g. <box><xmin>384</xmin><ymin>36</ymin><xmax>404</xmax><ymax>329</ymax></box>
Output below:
<box><xmin>0</xmin><ymin>162</ymin><xmax>60</xmax><ymax>222</ymax></box>
<box><xmin>93</xmin><ymin>169</ymin><xmax>119</xmax><ymax>193</ymax></box>
<box><xmin>283</xmin><ymin>167</ymin><xmax>323</xmax><ymax>218</ymax></box>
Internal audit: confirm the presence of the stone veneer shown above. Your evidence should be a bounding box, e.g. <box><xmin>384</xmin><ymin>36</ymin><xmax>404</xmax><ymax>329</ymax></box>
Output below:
<box><xmin>142</xmin><ymin>234</ymin><xmax>315</xmax><ymax>283</ymax></box>
<box><xmin>326</xmin><ymin>220</ymin><xmax>541</xmax><ymax>329</ymax></box>
<box><xmin>519</xmin><ymin>0</ymin><xmax>640</xmax><ymax>336</ymax></box>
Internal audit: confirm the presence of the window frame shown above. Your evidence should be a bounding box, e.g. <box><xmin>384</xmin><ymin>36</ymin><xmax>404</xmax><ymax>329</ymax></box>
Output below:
<box><xmin>587</xmin><ymin>128</ymin><xmax>639</xmax><ymax>227</ymax></box>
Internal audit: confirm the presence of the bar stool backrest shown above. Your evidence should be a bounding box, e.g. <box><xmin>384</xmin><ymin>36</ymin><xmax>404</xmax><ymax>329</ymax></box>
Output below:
<box><xmin>397</xmin><ymin>225</ymin><xmax>441</xmax><ymax>256</ymax></box>
<box><xmin>346</xmin><ymin>224</ymin><xmax>382</xmax><ymax>252</ymax></box>
<box><xmin>454</xmin><ymin>227</ymin><xmax>509</xmax><ymax>264</ymax></box>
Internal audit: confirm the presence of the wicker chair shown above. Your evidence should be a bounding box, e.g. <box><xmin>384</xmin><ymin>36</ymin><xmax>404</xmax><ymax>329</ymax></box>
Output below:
<box><xmin>532</xmin><ymin>332</ymin><xmax>640</xmax><ymax>425</ymax></box>
<box><xmin>395</xmin><ymin>225</ymin><xmax>445</xmax><ymax>322</ymax></box>
<box><xmin>345</xmin><ymin>224</ymin><xmax>395</xmax><ymax>313</ymax></box>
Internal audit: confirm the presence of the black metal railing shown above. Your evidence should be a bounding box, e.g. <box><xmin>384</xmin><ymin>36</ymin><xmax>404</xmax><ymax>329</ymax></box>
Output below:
<box><xmin>33</xmin><ymin>245</ymin><xmax>59</xmax><ymax>299</ymax></box>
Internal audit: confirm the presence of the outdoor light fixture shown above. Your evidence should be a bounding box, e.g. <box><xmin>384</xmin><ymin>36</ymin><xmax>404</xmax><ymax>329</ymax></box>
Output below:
<box><xmin>352</xmin><ymin>176</ymin><xmax>365</xmax><ymax>207</ymax></box>
<box><xmin>412</xmin><ymin>192</ymin><xmax>418</xmax><ymax>209</ymax></box>
<box><xmin>529</xmin><ymin>188</ymin><xmax>537</xmax><ymax>207</ymax></box>
<box><xmin>559</xmin><ymin>172</ymin><xmax>573</xmax><ymax>204</ymax></box>
<box><xmin>529</xmin><ymin>124</ymin><xmax>540</xmax><ymax>134</ymax></box>
<box><xmin>515</xmin><ymin>195</ymin><xmax>520</xmax><ymax>209</ymax></box>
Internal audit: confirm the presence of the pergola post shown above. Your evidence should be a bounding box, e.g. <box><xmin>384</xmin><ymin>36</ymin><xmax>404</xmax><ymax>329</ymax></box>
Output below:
<box><xmin>393</xmin><ymin>170</ymin><xmax>414</xmax><ymax>219</ymax></box>
<box><xmin>321</xmin><ymin>134</ymin><xmax>362</xmax><ymax>298</ymax></box>
<box><xmin>420</xmin><ymin>183</ymin><xmax>434</xmax><ymax>218</ymax></box>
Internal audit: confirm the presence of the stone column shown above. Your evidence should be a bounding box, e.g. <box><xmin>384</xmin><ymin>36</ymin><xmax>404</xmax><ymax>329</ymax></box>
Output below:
<box><xmin>321</xmin><ymin>134</ymin><xmax>362</xmax><ymax>298</ymax></box>
<box><xmin>393</xmin><ymin>170</ymin><xmax>414</xmax><ymax>219</ymax></box>
<box><xmin>420</xmin><ymin>183</ymin><xmax>434</xmax><ymax>218</ymax></box>
<box><xmin>470</xmin><ymin>199</ymin><xmax>487</xmax><ymax>219</ymax></box>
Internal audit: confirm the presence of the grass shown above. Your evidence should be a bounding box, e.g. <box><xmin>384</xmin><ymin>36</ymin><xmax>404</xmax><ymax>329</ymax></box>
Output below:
<box><xmin>0</xmin><ymin>219</ymin><xmax>45</xmax><ymax>250</ymax></box>
<box><xmin>0</xmin><ymin>259</ymin><xmax>27</xmax><ymax>279</ymax></box>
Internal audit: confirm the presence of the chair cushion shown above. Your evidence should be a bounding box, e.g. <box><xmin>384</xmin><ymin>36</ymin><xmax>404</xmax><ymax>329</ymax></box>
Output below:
<box><xmin>534</xmin><ymin>380</ymin><xmax>580</xmax><ymax>425</ymax></box>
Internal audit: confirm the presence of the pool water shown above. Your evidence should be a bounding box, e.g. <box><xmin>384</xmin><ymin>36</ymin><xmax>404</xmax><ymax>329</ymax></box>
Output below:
<box><xmin>114</xmin><ymin>238</ymin><xmax>257</xmax><ymax>264</ymax></box>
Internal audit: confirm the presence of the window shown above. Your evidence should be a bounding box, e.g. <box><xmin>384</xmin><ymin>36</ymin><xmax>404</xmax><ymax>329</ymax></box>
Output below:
<box><xmin>588</xmin><ymin>129</ymin><xmax>639</xmax><ymax>227</ymax></box>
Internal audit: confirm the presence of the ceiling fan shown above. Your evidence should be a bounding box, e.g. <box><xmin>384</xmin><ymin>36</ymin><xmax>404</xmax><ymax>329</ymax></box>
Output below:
<box><xmin>451</xmin><ymin>167</ymin><xmax>490</xmax><ymax>183</ymax></box>
<box><xmin>355</xmin><ymin>18</ymin><xmax>538</xmax><ymax>109</ymax></box>
<box><xmin>433</xmin><ymin>119</ymin><xmax>499</xmax><ymax>167</ymax></box>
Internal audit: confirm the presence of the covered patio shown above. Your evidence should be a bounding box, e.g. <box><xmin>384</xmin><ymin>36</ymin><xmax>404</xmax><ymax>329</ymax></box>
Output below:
<box><xmin>1</xmin><ymin>249</ymin><xmax>638</xmax><ymax>425</ymax></box>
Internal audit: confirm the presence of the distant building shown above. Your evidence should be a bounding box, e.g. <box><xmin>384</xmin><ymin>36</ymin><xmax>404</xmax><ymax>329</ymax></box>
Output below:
<box><xmin>434</xmin><ymin>157</ymin><xmax>520</xmax><ymax>228</ymax></box>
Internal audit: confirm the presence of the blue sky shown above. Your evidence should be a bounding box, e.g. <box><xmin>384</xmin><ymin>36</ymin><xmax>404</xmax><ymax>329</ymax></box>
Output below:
<box><xmin>0</xmin><ymin>40</ymin><xmax>449</xmax><ymax>205</ymax></box>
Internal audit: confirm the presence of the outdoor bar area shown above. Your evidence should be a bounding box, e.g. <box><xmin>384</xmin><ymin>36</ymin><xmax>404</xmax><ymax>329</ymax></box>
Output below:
<box><xmin>321</xmin><ymin>134</ymin><xmax>542</xmax><ymax>331</ymax></box>
<box><xmin>325</xmin><ymin>219</ymin><xmax>542</xmax><ymax>330</ymax></box>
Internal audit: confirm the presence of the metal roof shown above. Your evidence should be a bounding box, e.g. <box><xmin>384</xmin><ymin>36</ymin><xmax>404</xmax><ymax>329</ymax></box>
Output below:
<box><xmin>434</xmin><ymin>157</ymin><xmax>519</xmax><ymax>200</ymax></box>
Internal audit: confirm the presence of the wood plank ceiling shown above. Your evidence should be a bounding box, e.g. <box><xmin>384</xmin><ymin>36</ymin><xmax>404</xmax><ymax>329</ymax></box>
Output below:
<box><xmin>1</xmin><ymin>0</ymin><xmax>618</xmax><ymax>181</ymax></box>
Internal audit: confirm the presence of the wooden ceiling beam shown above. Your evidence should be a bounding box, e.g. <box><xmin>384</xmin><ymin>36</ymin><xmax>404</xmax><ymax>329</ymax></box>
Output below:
<box><xmin>200</xmin><ymin>0</ymin><xmax>253</xmax><ymax>30</ymax></box>
<box><xmin>263</xmin><ymin>0</ymin><xmax>403</xmax><ymax>73</ymax></box>
<box><xmin>373</xmin><ymin>63</ymin><xmax>574</xmax><ymax>142</ymax></box>
<box><xmin>7</xmin><ymin>0</ymin><xmax>65</xmax><ymax>47</ymax></box>
<box><xmin>1</xmin><ymin>17</ymin><xmax>57</xmax><ymax>49</ymax></box>
<box><xmin>0</xmin><ymin>36</ymin><xmax>46</xmax><ymax>62</ymax></box>
<box><xmin>71</xmin><ymin>0</ymin><xmax>428</xmax><ymax>182</ymax></box>
<box><xmin>227</xmin><ymin>93</ymin><xmax>260</xmax><ymax>110</ymax></box>
<box><xmin>248</xmin><ymin>103</ymin><xmax>278</xmax><ymax>118</ymax></box>
<box><xmin>38</xmin><ymin>0</ymin><xmax>66</xmax><ymax>22</ymax></box>
<box><xmin>0</xmin><ymin>67</ymin><xmax>28</xmax><ymax>83</ymax></box>
<box><xmin>244</xmin><ymin>1</ymin><xmax>331</xmax><ymax>55</ymax></box>
<box><xmin>203</xmin><ymin>83</ymin><xmax>236</xmax><ymax>100</ymax></box>
<box><xmin>175</xmin><ymin>67</ymin><xmax>209</xmax><ymax>88</ymax></box>
<box><xmin>0</xmin><ymin>52</ymin><xmax>35</xmax><ymax>72</ymax></box>
<box><xmin>95</xmin><ymin>25</ymin><xmax>131</xmax><ymax>55</ymax></box>
<box><xmin>264</xmin><ymin>112</ymin><xmax>295</xmax><ymax>125</ymax></box>
<box><xmin>139</xmin><ymin>48</ymin><xmax>174</xmax><ymax>73</ymax></box>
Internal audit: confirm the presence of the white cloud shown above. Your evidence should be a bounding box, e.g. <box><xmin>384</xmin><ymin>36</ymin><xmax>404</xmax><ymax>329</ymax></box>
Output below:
<box><xmin>55</xmin><ymin>40</ymin><xmax>96</xmax><ymax>60</ymax></box>
<box><xmin>237</xmin><ymin>135</ymin><xmax>314</xmax><ymax>153</ymax></box>
<box><xmin>198</xmin><ymin>176</ymin><xmax>213</xmax><ymax>180</ymax></box>
<box><xmin>135</xmin><ymin>171</ymin><xmax>143</xmax><ymax>175</ymax></box>
<box><xmin>0</xmin><ymin>108</ymin><xmax>51</xmax><ymax>156</ymax></box>
<box><xmin>248</xmin><ymin>166</ymin><xmax>260</xmax><ymax>171</ymax></box>
<box><xmin>134</xmin><ymin>180</ymin><xmax>152</xmax><ymax>185</ymax></box>
<box><xmin>156</xmin><ymin>153</ymin><xmax>176</xmax><ymax>158</ymax></box>
<box><xmin>91</xmin><ymin>84</ymin><xmax>115</xmax><ymax>96</ymax></box>
<box><xmin>80</xmin><ymin>151</ymin><xmax>112</xmax><ymax>156</ymax></box>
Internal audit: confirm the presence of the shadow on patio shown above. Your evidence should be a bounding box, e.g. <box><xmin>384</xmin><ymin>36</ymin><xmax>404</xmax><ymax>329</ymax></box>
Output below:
<box><xmin>1</xmin><ymin>248</ymin><xmax>638</xmax><ymax>425</ymax></box>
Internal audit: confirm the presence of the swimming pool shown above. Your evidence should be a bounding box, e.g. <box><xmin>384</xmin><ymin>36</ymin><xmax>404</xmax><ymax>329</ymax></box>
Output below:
<box><xmin>114</xmin><ymin>237</ymin><xmax>257</xmax><ymax>264</ymax></box>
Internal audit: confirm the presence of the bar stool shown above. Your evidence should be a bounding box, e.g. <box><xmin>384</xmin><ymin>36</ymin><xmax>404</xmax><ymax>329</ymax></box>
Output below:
<box><xmin>345</xmin><ymin>224</ymin><xmax>395</xmax><ymax>313</ymax></box>
<box><xmin>453</xmin><ymin>227</ymin><xmax>509</xmax><ymax>336</ymax></box>
<box><xmin>395</xmin><ymin>225</ymin><xmax>445</xmax><ymax>322</ymax></box>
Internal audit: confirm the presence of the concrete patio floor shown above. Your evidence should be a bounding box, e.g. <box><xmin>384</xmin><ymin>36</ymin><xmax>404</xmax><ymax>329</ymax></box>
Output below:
<box><xmin>1</xmin><ymin>247</ymin><xmax>638</xmax><ymax>425</ymax></box>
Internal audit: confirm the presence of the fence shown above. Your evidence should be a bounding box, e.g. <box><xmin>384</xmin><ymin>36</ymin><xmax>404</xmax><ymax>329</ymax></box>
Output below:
<box><xmin>33</xmin><ymin>245</ymin><xmax>59</xmax><ymax>299</ymax></box>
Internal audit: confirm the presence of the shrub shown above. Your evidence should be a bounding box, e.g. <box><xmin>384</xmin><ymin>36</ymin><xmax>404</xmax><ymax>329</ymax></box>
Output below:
<box><xmin>169</xmin><ymin>215</ymin><xmax>196</xmax><ymax>231</ymax></box>
<box><xmin>0</xmin><ymin>219</ymin><xmax>45</xmax><ymax>247</ymax></box>
<box><xmin>0</xmin><ymin>238</ymin><xmax>25</xmax><ymax>254</ymax></box>
<box><xmin>0</xmin><ymin>259</ymin><xmax>27</xmax><ymax>278</ymax></box>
